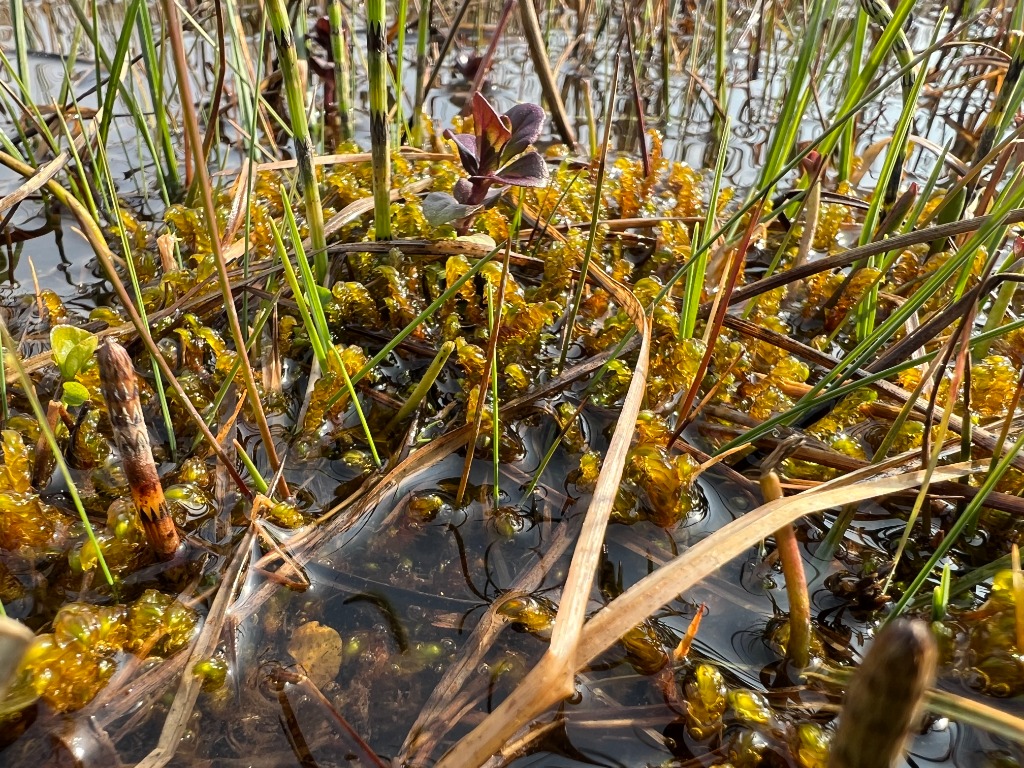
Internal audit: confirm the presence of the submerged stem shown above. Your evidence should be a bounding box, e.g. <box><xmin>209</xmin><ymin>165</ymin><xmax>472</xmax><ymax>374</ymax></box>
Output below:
<box><xmin>760</xmin><ymin>437</ymin><xmax>811</xmax><ymax>670</ymax></box>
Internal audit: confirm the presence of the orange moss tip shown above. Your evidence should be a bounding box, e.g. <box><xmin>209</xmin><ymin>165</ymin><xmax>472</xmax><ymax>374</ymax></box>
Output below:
<box><xmin>96</xmin><ymin>339</ymin><xmax>181</xmax><ymax>559</ymax></box>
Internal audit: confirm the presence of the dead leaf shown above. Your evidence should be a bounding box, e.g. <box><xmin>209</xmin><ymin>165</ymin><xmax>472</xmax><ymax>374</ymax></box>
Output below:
<box><xmin>287</xmin><ymin>621</ymin><xmax>343</xmax><ymax>688</ymax></box>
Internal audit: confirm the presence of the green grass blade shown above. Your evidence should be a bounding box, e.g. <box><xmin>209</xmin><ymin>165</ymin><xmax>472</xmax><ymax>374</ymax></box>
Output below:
<box><xmin>98</xmin><ymin>0</ymin><xmax>142</xmax><ymax>149</ymax></box>
<box><xmin>10</xmin><ymin>0</ymin><xmax>30</xmax><ymax>103</ymax></box>
<box><xmin>265</xmin><ymin>0</ymin><xmax>330</xmax><ymax>280</ymax></box>
<box><xmin>281</xmin><ymin>193</ymin><xmax>381</xmax><ymax>467</ymax></box>
<box><xmin>328</xmin><ymin>0</ymin><xmax>353</xmax><ymax>141</ymax></box>
<box><xmin>351</xmin><ymin>244</ymin><xmax>501</xmax><ymax>385</ymax></box>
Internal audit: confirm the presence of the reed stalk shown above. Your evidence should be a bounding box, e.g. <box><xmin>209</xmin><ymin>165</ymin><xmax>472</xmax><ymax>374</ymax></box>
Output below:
<box><xmin>519</xmin><ymin>0</ymin><xmax>576</xmax><ymax>148</ymax></box>
<box><xmin>98</xmin><ymin>339</ymin><xmax>182</xmax><ymax>559</ymax></box>
<box><xmin>266</xmin><ymin>0</ymin><xmax>330</xmax><ymax>280</ymax></box>
<box><xmin>328</xmin><ymin>0</ymin><xmax>353</xmax><ymax>141</ymax></box>
<box><xmin>161</xmin><ymin>0</ymin><xmax>288</xmax><ymax>497</ymax></box>
<box><xmin>366</xmin><ymin>0</ymin><xmax>393</xmax><ymax>240</ymax></box>
<box><xmin>412</xmin><ymin>0</ymin><xmax>432</xmax><ymax>145</ymax></box>
<box><xmin>828</xmin><ymin>621</ymin><xmax>936</xmax><ymax>768</ymax></box>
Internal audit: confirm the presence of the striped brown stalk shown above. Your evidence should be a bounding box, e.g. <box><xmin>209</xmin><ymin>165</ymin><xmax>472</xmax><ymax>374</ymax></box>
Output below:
<box><xmin>828</xmin><ymin>619</ymin><xmax>937</xmax><ymax>768</ymax></box>
<box><xmin>97</xmin><ymin>339</ymin><xmax>181</xmax><ymax>559</ymax></box>
<box><xmin>366</xmin><ymin>0</ymin><xmax>392</xmax><ymax>239</ymax></box>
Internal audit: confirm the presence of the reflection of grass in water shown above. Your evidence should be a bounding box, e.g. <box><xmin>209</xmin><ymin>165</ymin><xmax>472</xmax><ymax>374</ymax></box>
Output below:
<box><xmin>0</xmin><ymin>1</ymin><xmax>1024</xmax><ymax>766</ymax></box>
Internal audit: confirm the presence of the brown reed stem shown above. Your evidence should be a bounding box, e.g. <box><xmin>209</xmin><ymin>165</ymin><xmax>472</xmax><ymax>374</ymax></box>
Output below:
<box><xmin>828</xmin><ymin>620</ymin><xmax>937</xmax><ymax>768</ymax></box>
<box><xmin>98</xmin><ymin>339</ymin><xmax>182</xmax><ymax>559</ymax></box>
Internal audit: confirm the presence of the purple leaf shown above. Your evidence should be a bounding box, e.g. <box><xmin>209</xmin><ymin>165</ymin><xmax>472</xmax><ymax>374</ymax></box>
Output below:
<box><xmin>490</xmin><ymin>152</ymin><xmax>549</xmax><ymax>188</ymax></box>
<box><xmin>501</xmin><ymin>103</ymin><xmax>545</xmax><ymax>163</ymax></box>
<box><xmin>444</xmin><ymin>130</ymin><xmax>480</xmax><ymax>176</ymax></box>
<box><xmin>452</xmin><ymin>178</ymin><xmax>475</xmax><ymax>204</ymax></box>
<box><xmin>421</xmin><ymin>191</ymin><xmax>481</xmax><ymax>227</ymax></box>
<box><xmin>472</xmin><ymin>93</ymin><xmax>511</xmax><ymax>175</ymax></box>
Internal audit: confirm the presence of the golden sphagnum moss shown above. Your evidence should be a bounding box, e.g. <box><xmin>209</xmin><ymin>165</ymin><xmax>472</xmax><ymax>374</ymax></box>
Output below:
<box><xmin>2</xmin><ymin>112</ymin><xmax>1023</xmax><ymax>760</ymax></box>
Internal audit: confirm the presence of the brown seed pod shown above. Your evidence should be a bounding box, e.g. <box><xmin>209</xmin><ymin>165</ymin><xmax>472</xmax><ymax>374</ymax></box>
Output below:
<box><xmin>828</xmin><ymin>619</ymin><xmax>937</xmax><ymax>768</ymax></box>
<box><xmin>97</xmin><ymin>338</ymin><xmax>181</xmax><ymax>559</ymax></box>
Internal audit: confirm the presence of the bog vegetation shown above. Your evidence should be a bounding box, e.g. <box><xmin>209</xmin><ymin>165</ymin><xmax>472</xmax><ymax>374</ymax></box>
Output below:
<box><xmin>0</xmin><ymin>0</ymin><xmax>1023</xmax><ymax>765</ymax></box>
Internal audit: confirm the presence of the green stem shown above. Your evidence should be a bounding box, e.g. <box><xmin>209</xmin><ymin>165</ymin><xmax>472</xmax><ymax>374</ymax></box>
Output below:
<box><xmin>488</xmin><ymin>282</ymin><xmax>500</xmax><ymax>509</ymax></box>
<box><xmin>385</xmin><ymin>341</ymin><xmax>455</xmax><ymax>432</ymax></box>
<box><xmin>366</xmin><ymin>0</ymin><xmax>393</xmax><ymax>239</ymax></box>
<box><xmin>266</xmin><ymin>0</ymin><xmax>330</xmax><ymax>280</ymax></box>
<box><xmin>10</xmin><ymin>0</ymin><xmax>30</xmax><ymax>103</ymax></box>
<box><xmin>395</xmin><ymin>0</ymin><xmax>409</xmax><ymax>142</ymax></box>
<box><xmin>235</xmin><ymin>440</ymin><xmax>270</xmax><ymax>494</ymax></box>
<box><xmin>135</xmin><ymin>1</ymin><xmax>181</xmax><ymax>194</ymax></box>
